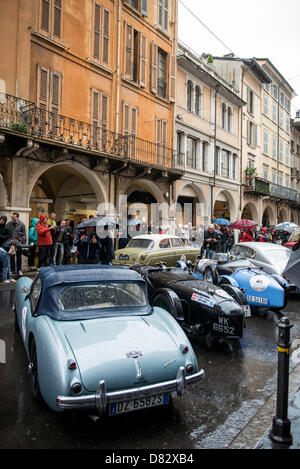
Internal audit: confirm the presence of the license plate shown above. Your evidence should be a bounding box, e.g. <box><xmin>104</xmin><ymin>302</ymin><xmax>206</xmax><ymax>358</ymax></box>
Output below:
<box><xmin>119</xmin><ymin>255</ymin><xmax>129</xmax><ymax>260</ymax></box>
<box><xmin>243</xmin><ymin>304</ymin><xmax>251</xmax><ymax>317</ymax></box>
<box><xmin>109</xmin><ymin>392</ymin><xmax>169</xmax><ymax>416</ymax></box>
<box><xmin>247</xmin><ymin>295</ymin><xmax>268</xmax><ymax>305</ymax></box>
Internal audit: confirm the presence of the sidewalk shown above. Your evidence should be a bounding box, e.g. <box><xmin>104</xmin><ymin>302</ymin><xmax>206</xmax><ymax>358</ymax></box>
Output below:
<box><xmin>228</xmin><ymin>343</ymin><xmax>300</xmax><ymax>449</ymax></box>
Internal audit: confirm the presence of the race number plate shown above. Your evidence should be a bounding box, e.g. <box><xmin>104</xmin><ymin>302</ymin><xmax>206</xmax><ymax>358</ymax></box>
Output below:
<box><xmin>247</xmin><ymin>295</ymin><xmax>268</xmax><ymax>305</ymax></box>
<box><xmin>243</xmin><ymin>305</ymin><xmax>251</xmax><ymax>317</ymax></box>
<box><xmin>109</xmin><ymin>392</ymin><xmax>169</xmax><ymax>415</ymax></box>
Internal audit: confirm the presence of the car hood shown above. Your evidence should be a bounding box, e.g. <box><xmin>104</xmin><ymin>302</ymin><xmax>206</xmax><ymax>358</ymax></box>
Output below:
<box><xmin>65</xmin><ymin>316</ymin><xmax>184</xmax><ymax>392</ymax></box>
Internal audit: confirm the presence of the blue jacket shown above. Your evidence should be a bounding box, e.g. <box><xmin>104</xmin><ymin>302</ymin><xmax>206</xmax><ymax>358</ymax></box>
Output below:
<box><xmin>29</xmin><ymin>218</ymin><xmax>39</xmax><ymax>245</ymax></box>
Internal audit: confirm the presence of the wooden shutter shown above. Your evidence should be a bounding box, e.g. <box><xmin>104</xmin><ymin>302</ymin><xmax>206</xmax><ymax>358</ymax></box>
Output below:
<box><xmin>92</xmin><ymin>90</ymin><xmax>100</xmax><ymax>126</ymax></box>
<box><xmin>101</xmin><ymin>94</ymin><xmax>108</xmax><ymax>150</ymax></box>
<box><xmin>151</xmin><ymin>41</ymin><xmax>158</xmax><ymax>94</ymax></box>
<box><xmin>93</xmin><ymin>3</ymin><xmax>101</xmax><ymax>60</ymax></box>
<box><xmin>102</xmin><ymin>9</ymin><xmax>109</xmax><ymax>65</ymax></box>
<box><xmin>124</xmin><ymin>23</ymin><xmax>133</xmax><ymax>79</ymax></box>
<box><xmin>169</xmin><ymin>54</ymin><xmax>176</xmax><ymax>102</ymax></box>
<box><xmin>140</xmin><ymin>34</ymin><xmax>146</xmax><ymax>87</ymax></box>
<box><xmin>38</xmin><ymin>67</ymin><xmax>49</xmax><ymax>109</ymax></box>
<box><xmin>131</xmin><ymin>107</ymin><xmax>137</xmax><ymax>157</ymax></box>
<box><xmin>123</xmin><ymin>103</ymin><xmax>129</xmax><ymax>137</ymax></box>
<box><xmin>247</xmin><ymin>120</ymin><xmax>251</xmax><ymax>145</ymax></box>
<box><xmin>253</xmin><ymin>124</ymin><xmax>258</xmax><ymax>147</ymax></box>
<box><xmin>53</xmin><ymin>0</ymin><xmax>62</xmax><ymax>39</ymax></box>
<box><xmin>50</xmin><ymin>72</ymin><xmax>60</xmax><ymax>114</ymax></box>
<box><xmin>41</xmin><ymin>0</ymin><xmax>50</xmax><ymax>34</ymax></box>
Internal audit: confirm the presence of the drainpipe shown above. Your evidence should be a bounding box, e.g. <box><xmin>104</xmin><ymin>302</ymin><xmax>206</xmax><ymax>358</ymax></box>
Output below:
<box><xmin>211</xmin><ymin>85</ymin><xmax>219</xmax><ymax>220</ymax></box>
<box><xmin>239</xmin><ymin>67</ymin><xmax>245</xmax><ymax>217</ymax></box>
<box><xmin>115</xmin><ymin>0</ymin><xmax>121</xmax><ymax>134</ymax></box>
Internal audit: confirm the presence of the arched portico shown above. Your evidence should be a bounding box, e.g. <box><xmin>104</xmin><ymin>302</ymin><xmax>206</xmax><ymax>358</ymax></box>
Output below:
<box><xmin>241</xmin><ymin>202</ymin><xmax>259</xmax><ymax>223</ymax></box>
<box><xmin>213</xmin><ymin>189</ymin><xmax>237</xmax><ymax>222</ymax></box>
<box><xmin>175</xmin><ymin>181</ymin><xmax>208</xmax><ymax>227</ymax></box>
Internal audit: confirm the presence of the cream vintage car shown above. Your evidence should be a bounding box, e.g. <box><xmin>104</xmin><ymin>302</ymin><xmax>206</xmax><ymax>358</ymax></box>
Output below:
<box><xmin>113</xmin><ymin>234</ymin><xmax>200</xmax><ymax>267</ymax></box>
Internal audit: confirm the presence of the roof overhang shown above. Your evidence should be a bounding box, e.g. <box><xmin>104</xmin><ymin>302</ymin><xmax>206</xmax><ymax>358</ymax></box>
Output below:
<box><xmin>177</xmin><ymin>54</ymin><xmax>246</xmax><ymax>108</ymax></box>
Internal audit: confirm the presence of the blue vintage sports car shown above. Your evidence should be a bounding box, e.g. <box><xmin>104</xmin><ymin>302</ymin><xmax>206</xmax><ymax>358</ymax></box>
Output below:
<box><xmin>194</xmin><ymin>253</ymin><xmax>289</xmax><ymax>312</ymax></box>
<box><xmin>14</xmin><ymin>265</ymin><xmax>204</xmax><ymax>417</ymax></box>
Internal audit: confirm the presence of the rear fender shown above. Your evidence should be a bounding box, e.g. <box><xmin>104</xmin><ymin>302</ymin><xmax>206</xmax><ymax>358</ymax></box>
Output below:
<box><xmin>219</xmin><ymin>275</ymin><xmax>239</xmax><ymax>288</ymax></box>
<box><xmin>153</xmin><ymin>288</ymin><xmax>184</xmax><ymax>322</ymax></box>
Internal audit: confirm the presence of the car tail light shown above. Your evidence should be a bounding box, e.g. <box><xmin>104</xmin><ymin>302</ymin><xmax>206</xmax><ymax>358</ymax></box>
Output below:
<box><xmin>186</xmin><ymin>364</ymin><xmax>194</xmax><ymax>374</ymax></box>
<box><xmin>71</xmin><ymin>383</ymin><xmax>82</xmax><ymax>394</ymax></box>
<box><xmin>140</xmin><ymin>255</ymin><xmax>146</xmax><ymax>262</ymax></box>
<box><xmin>68</xmin><ymin>360</ymin><xmax>77</xmax><ymax>370</ymax></box>
<box><xmin>180</xmin><ymin>344</ymin><xmax>189</xmax><ymax>353</ymax></box>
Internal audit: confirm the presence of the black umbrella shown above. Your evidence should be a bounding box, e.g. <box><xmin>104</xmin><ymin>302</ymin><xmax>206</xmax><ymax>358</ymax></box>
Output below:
<box><xmin>282</xmin><ymin>247</ymin><xmax>300</xmax><ymax>289</ymax></box>
<box><xmin>76</xmin><ymin>216</ymin><xmax>119</xmax><ymax>230</ymax></box>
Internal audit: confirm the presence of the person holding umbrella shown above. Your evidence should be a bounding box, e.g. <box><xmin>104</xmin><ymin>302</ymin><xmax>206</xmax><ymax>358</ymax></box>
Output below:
<box><xmin>240</xmin><ymin>228</ymin><xmax>253</xmax><ymax>242</ymax></box>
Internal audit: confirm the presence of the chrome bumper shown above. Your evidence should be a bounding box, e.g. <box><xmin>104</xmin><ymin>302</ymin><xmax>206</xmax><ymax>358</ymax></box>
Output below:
<box><xmin>56</xmin><ymin>366</ymin><xmax>204</xmax><ymax>416</ymax></box>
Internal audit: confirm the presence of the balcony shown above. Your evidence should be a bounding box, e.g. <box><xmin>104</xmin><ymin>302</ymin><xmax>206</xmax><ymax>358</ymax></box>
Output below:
<box><xmin>0</xmin><ymin>93</ymin><xmax>182</xmax><ymax>175</ymax></box>
<box><xmin>244</xmin><ymin>176</ymin><xmax>300</xmax><ymax>204</ymax></box>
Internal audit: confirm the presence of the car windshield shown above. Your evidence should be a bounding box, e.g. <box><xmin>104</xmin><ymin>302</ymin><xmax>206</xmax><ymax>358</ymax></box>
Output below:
<box><xmin>126</xmin><ymin>239</ymin><xmax>154</xmax><ymax>249</ymax></box>
<box><xmin>58</xmin><ymin>282</ymin><xmax>147</xmax><ymax>311</ymax></box>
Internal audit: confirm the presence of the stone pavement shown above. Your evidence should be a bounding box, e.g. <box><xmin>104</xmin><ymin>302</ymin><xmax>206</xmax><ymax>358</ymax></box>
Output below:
<box><xmin>228</xmin><ymin>343</ymin><xmax>300</xmax><ymax>450</ymax></box>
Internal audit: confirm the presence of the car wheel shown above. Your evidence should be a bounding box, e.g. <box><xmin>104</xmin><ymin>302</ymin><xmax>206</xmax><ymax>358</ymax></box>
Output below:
<box><xmin>153</xmin><ymin>293</ymin><xmax>177</xmax><ymax>317</ymax></box>
<box><xmin>29</xmin><ymin>338</ymin><xmax>42</xmax><ymax>401</ymax></box>
<box><xmin>220</xmin><ymin>284</ymin><xmax>248</xmax><ymax>306</ymax></box>
<box><xmin>203</xmin><ymin>266</ymin><xmax>218</xmax><ymax>285</ymax></box>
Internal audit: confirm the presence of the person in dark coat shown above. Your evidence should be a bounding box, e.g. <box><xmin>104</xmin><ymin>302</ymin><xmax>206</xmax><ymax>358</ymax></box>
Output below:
<box><xmin>0</xmin><ymin>216</ymin><xmax>12</xmax><ymax>247</ymax></box>
<box><xmin>74</xmin><ymin>232</ymin><xmax>101</xmax><ymax>264</ymax></box>
<box><xmin>99</xmin><ymin>226</ymin><xmax>115</xmax><ymax>265</ymax></box>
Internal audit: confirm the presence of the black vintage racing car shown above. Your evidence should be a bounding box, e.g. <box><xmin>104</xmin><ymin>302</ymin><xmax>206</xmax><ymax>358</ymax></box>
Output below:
<box><xmin>130</xmin><ymin>263</ymin><xmax>250</xmax><ymax>349</ymax></box>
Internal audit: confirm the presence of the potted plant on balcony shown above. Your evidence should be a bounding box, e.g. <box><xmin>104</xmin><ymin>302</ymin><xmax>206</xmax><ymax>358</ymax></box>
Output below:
<box><xmin>245</xmin><ymin>167</ymin><xmax>257</xmax><ymax>190</ymax></box>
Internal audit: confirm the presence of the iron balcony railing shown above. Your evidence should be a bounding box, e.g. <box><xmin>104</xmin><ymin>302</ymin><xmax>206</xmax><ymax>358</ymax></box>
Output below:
<box><xmin>0</xmin><ymin>93</ymin><xmax>180</xmax><ymax>171</ymax></box>
<box><xmin>245</xmin><ymin>176</ymin><xmax>300</xmax><ymax>204</ymax></box>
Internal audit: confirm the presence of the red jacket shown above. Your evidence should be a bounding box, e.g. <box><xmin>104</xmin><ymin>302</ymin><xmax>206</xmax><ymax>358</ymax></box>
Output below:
<box><xmin>36</xmin><ymin>215</ymin><xmax>53</xmax><ymax>246</ymax></box>
<box><xmin>240</xmin><ymin>230</ymin><xmax>253</xmax><ymax>242</ymax></box>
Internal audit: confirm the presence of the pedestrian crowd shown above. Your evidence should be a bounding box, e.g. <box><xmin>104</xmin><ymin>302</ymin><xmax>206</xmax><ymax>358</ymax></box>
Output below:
<box><xmin>0</xmin><ymin>212</ymin><xmax>115</xmax><ymax>283</ymax></box>
<box><xmin>0</xmin><ymin>212</ymin><xmax>295</xmax><ymax>283</ymax></box>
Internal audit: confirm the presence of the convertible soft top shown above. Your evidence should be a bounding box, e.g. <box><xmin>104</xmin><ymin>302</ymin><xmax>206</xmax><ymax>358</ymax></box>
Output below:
<box><xmin>36</xmin><ymin>265</ymin><xmax>148</xmax><ymax>320</ymax></box>
<box><xmin>39</xmin><ymin>264</ymin><xmax>142</xmax><ymax>288</ymax></box>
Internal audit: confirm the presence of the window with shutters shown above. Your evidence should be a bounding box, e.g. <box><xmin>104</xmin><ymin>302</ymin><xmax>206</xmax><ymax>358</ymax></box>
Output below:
<box><xmin>40</xmin><ymin>0</ymin><xmax>62</xmax><ymax>41</ymax></box>
<box><xmin>247</xmin><ymin>88</ymin><xmax>254</xmax><ymax>115</ymax></box>
<box><xmin>156</xmin><ymin>118</ymin><xmax>167</xmax><ymax>166</ymax></box>
<box><xmin>93</xmin><ymin>2</ymin><xmax>110</xmax><ymax>67</ymax></box>
<box><xmin>124</xmin><ymin>23</ymin><xmax>146</xmax><ymax>86</ymax></box>
<box><xmin>157</xmin><ymin>49</ymin><xmax>167</xmax><ymax>98</ymax></box>
<box><xmin>37</xmin><ymin>66</ymin><xmax>61</xmax><ymax>137</ymax></box>
<box><xmin>195</xmin><ymin>86</ymin><xmax>201</xmax><ymax>116</ymax></box>
<box><xmin>122</xmin><ymin>103</ymin><xmax>138</xmax><ymax>157</ymax></box>
<box><xmin>247</xmin><ymin>121</ymin><xmax>257</xmax><ymax>148</ymax></box>
<box><xmin>124</xmin><ymin>0</ymin><xmax>148</xmax><ymax>16</ymax></box>
<box><xmin>158</xmin><ymin>0</ymin><xmax>168</xmax><ymax>32</ymax></box>
<box><xmin>91</xmin><ymin>89</ymin><xmax>109</xmax><ymax>150</ymax></box>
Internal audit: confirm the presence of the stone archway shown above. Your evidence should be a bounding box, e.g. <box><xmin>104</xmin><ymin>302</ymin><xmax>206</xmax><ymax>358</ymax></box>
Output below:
<box><xmin>241</xmin><ymin>202</ymin><xmax>259</xmax><ymax>223</ymax></box>
<box><xmin>27</xmin><ymin>162</ymin><xmax>108</xmax><ymax>224</ymax></box>
<box><xmin>214</xmin><ymin>189</ymin><xmax>237</xmax><ymax>222</ymax></box>
<box><xmin>175</xmin><ymin>181</ymin><xmax>208</xmax><ymax>227</ymax></box>
<box><xmin>262</xmin><ymin>206</ymin><xmax>276</xmax><ymax>227</ymax></box>
<box><xmin>120</xmin><ymin>178</ymin><xmax>166</xmax><ymax>227</ymax></box>
<box><xmin>278</xmin><ymin>207</ymin><xmax>288</xmax><ymax>224</ymax></box>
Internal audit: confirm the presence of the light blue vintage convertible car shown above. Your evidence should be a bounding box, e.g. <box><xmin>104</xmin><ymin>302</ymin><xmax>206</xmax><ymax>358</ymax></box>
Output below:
<box><xmin>14</xmin><ymin>265</ymin><xmax>204</xmax><ymax>417</ymax></box>
<box><xmin>194</xmin><ymin>252</ymin><xmax>289</xmax><ymax>312</ymax></box>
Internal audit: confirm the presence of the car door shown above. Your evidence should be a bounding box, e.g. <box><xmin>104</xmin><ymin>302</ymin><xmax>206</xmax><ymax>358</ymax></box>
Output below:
<box><xmin>153</xmin><ymin>238</ymin><xmax>174</xmax><ymax>266</ymax></box>
<box><xmin>170</xmin><ymin>237</ymin><xmax>186</xmax><ymax>264</ymax></box>
<box><xmin>22</xmin><ymin>276</ymin><xmax>43</xmax><ymax>352</ymax></box>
